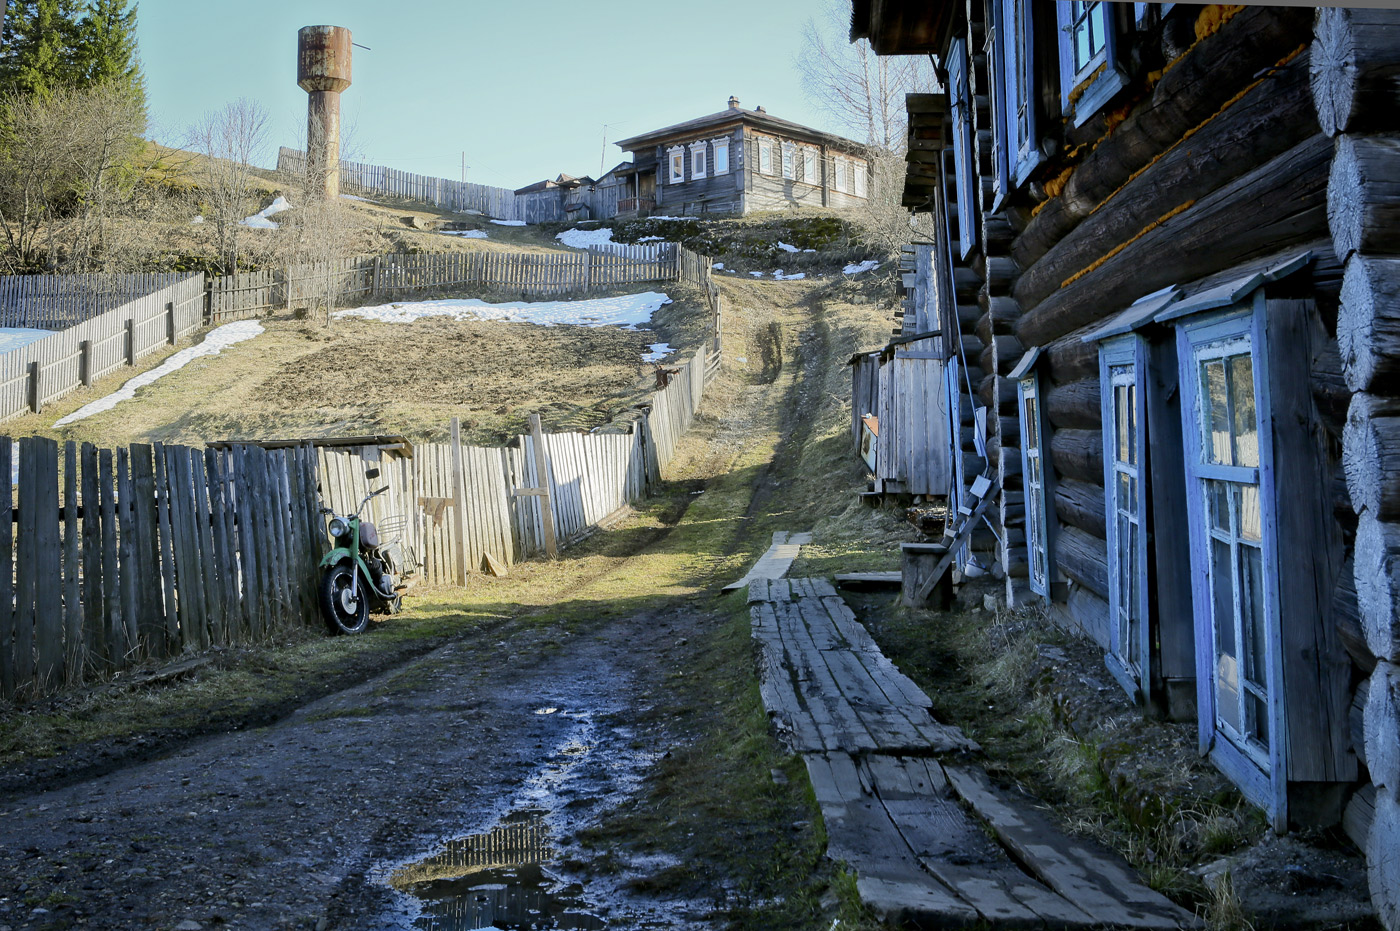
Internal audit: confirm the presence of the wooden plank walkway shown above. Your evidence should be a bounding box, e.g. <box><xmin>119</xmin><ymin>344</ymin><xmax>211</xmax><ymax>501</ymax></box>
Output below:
<box><xmin>749</xmin><ymin>578</ymin><xmax>1197</xmax><ymax>930</ymax></box>
<box><xmin>721</xmin><ymin>531</ymin><xmax>813</xmax><ymax>592</ymax></box>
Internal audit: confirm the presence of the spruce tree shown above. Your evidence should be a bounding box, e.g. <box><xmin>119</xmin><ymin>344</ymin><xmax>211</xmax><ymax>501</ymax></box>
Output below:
<box><xmin>74</xmin><ymin>0</ymin><xmax>142</xmax><ymax>101</ymax></box>
<box><xmin>0</xmin><ymin>0</ymin><xmax>84</xmax><ymax>98</ymax></box>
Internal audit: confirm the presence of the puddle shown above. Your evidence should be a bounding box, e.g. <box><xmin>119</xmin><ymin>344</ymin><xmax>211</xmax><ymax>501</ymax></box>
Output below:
<box><xmin>388</xmin><ymin>810</ymin><xmax>604</xmax><ymax>930</ymax></box>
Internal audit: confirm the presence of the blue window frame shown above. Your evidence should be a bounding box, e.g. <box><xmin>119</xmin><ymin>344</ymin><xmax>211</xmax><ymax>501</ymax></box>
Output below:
<box><xmin>1175</xmin><ymin>295</ymin><xmax>1286</xmax><ymax>825</ymax></box>
<box><xmin>1099</xmin><ymin>335</ymin><xmax>1151</xmax><ymax>701</ymax></box>
<box><xmin>1055</xmin><ymin>1</ymin><xmax>1128</xmax><ymax>128</ymax></box>
<box><xmin>996</xmin><ymin>0</ymin><xmax>1042</xmax><ymax>188</ymax></box>
<box><xmin>947</xmin><ymin>36</ymin><xmax>976</xmax><ymax>258</ymax></box>
<box><xmin>1017</xmin><ymin>368</ymin><xmax>1052</xmax><ymax>596</ymax></box>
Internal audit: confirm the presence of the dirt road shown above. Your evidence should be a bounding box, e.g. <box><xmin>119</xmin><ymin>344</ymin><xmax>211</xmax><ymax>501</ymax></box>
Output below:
<box><xmin>0</xmin><ymin>277</ymin><xmax>869</xmax><ymax>931</ymax></box>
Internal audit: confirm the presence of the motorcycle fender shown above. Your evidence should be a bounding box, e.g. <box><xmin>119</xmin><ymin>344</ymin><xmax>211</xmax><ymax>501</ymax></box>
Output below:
<box><xmin>319</xmin><ymin>547</ymin><xmax>356</xmax><ymax>569</ymax></box>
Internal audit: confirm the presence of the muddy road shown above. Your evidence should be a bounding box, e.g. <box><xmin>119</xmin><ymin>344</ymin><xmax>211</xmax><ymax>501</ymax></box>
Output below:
<box><xmin>0</xmin><ymin>278</ymin><xmax>852</xmax><ymax>931</ymax></box>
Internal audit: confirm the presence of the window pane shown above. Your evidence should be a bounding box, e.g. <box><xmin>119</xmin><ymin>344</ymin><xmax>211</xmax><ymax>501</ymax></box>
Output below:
<box><xmin>1239</xmin><ymin>485</ymin><xmax>1261</xmax><ymax>542</ymax></box>
<box><xmin>1114</xmin><ymin>382</ymin><xmax>1131</xmax><ymax>464</ymax></box>
<box><xmin>1229</xmin><ymin>354</ymin><xmax>1258</xmax><ymax>468</ymax></box>
<box><xmin>1201</xmin><ymin>359</ymin><xmax>1230</xmax><ymax>465</ymax></box>
<box><xmin>1212</xmin><ymin>537</ymin><xmax>1242</xmax><ymax>735</ymax></box>
<box><xmin>1023</xmin><ymin>392</ymin><xmax>1039</xmax><ymax>448</ymax></box>
<box><xmin>1248</xmin><ymin>693</ymin><xmax>1269</xmax><ymax>749</ymax></box>
<box><xmin>1240</xmin><ymin>543</ymin><xmax>1266</xmax><ymax>690</ymax></box>
<box><xmin>1208</xmin><ymin>480</ymin><xmax>1231</xmax><ymax>535</ymax></box>
<box><xmin>1128</xmin><ymin>519</ymin><xmax>1141</xmax><ymax>671</ymax></box>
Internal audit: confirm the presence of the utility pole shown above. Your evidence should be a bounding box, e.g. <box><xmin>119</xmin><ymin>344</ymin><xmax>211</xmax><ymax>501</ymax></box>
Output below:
<box><xmin>600</xmin><ymin>121</ymin><xmax>627</xmax><ymax>180</ymax></box>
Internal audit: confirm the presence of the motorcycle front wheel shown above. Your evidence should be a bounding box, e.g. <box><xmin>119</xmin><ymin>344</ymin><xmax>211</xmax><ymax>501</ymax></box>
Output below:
<box><xmin>320</xmin><ymin>561</ymin><xmax>370</xmax><ymax>635</ymax></box>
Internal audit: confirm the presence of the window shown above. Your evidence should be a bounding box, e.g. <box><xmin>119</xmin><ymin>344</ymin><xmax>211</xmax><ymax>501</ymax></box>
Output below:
<box><xmin>1100</xmin><ymin>336</ymin><xmax>1151</xmax><ymax>698</ymax></box>
<box><xmin>1175</xmin><ymin>299</ymin><xmax>1283</xmax><ymax>815</ymax></box>
<box><xmin>690</xmin><ymin>142</ymin><xmax>707</xmax><ymax>180</ymax></box>
<box><xmin>668</xmin><ymin>147</ymin><xmax>684</xmax><ymax>184</ymax></box>
<box><xmin>1016</xmin><ymin>364</ymin><xmax>1052</xmax><ymax>596</ymax></box>
<box><xmin>833</xmin><ymin>156</ymin><xmax>847</xmax><ymax>193</ymax></box>
<box><xmin>1055</xmin><ymin>1</ymin><xmax>1128</xmax><ymax>127</ymax></box>
<box><xmin>758</xmin><ymin>140</ymin><xmax>773</xmax><ymax>175</ymax></box>
<box><xmin>998</xmin><ymin>0</ymin><xmax>1042</xmax><ymax>186</ymax></box>
<box><xmin>948</xmin><ymin>36</ymin><xmax>976</xmax><ymax>258</ymax></box>
<box><xmin>803</xmin><ymin>147</ymin><xmax>817</xmax><ymax>184</ymax></box>
<box><xmin>854</xmin><ymin>161</ymin><xmax>867</xmax><ymax>198</ymax></box>
<box><xmin>781</xmin><ymin>141</ymin><xmax>796</xmax><ymax>180</ymax></box>
<box><xmin>714</xmin><ymin>139</ymin><xmax>729</xmax><ymax>175</ymax></box>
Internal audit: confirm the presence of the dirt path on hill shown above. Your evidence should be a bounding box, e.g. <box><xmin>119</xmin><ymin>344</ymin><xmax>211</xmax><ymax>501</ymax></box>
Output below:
<box><xmin>0</xmin><ymin>279</ymin><xmax>831</xmax><ymax>931</ymax></box>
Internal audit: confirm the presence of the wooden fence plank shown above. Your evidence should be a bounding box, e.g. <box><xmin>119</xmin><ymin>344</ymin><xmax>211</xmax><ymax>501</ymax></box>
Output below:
<box><xmin>152</xmin><ymin>443</ymin><xmax>180</xmax><ymax>652</ymax></box>
<box><xmin>190</xmin><ymin>449</ymin><xmax>222</xmax><ymax>645</ymax></box>
<box><xmin>115</xmin><ymin>447</ymin><xmax>139</xmax><ymax>661</ymax></box>
<box><xmin>130</xmin><ymin>445</ymin><xmax>162</xmax><ymax>656</ymax></box>
<box><xmin>0</xmin><ymin>441</ymin><xmax>15</xmax><ymax>697</ymax></box>
<box><xmin>61</xmin><ymin>441</ymin><xmax>81</xmax><ymax>683</ymax></box>
<box><xmin>98</xmin><ymin>448</ymin><xmax>122</xmax><ymax>666</ymax></box>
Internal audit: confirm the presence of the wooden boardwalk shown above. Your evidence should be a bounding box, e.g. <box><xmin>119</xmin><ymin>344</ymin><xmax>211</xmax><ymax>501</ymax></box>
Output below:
<box><xmin>748</xmin><ymin>578</ymin><xmax>1197</xmax><ymax>929</ymax></box>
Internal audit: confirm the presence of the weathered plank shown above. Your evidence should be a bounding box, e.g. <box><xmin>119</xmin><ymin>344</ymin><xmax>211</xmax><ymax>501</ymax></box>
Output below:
<box><xmin>61</xmin><ymin>442</ymin><xmax>81</xmax><ymax>683</ymax></box>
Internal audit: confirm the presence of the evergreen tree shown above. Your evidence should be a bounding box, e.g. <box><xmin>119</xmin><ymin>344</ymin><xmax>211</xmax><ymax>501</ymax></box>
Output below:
<box><xmin>0</xmin><ymin>0</ymin><xmax>84</xmax><ymax>98</ymax></box>
<box><xmin>73</xmin><ymin>0</ymin><xmax>142</xmax><ymax>101</ymax></box>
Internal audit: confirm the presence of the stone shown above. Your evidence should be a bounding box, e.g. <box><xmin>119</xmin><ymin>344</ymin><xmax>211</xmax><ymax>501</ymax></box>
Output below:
<box><xmin>175</xmin><ymin>921</ymin><xmax>203</xmax><ymax>930</ymax></box>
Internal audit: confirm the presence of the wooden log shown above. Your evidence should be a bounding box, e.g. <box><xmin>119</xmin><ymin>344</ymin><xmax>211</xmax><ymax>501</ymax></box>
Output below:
<box><xmin>1055</xmin><ymin>523</ymin><xmax>1109</xmax><ymax>600</ymax></box>
<box><xmin>1312</xmin><ymin>341</ymin><xmax>1351</xmax><ymax>440</ymax></box>
<box><xmin>1339</xmin><ymin>255</ymin><xmax>1400</xmax><ymax>395</ymax></box>
<box><xmin>1045</xmin><ymin>332</ymin><xmax>1099</xmax><ymax>385</ymax></box>
<box><xmin>1367</xmin><ymin>792</ymin><xmax>1400</xmax><ymax>930</ymax></box>
<box><xmin>1065</xmin><ymin>586</ymin><xmax>1111</xmax><ymax>651</ymax></box>
<box><xmin>1357</xmin><ymin>513</ymin><xmax>1400</xmax><ymax>662</ymax></box>
<box><xmin>1311</xmin><ymin>6</ymin><xmax>1400</xmax><ymax>138</ymax></box>
<box><xmin>977</xmin><ymin>374</ymin><xmax>1017</xmax><ymax>412</ymax></box>
<box><xmin>1054</xmin><ymin>478</ymin><xmax>1107</xmax><ymax>540</ymax></box>
<box><xmin>1344</xmin><ymin>394</ymin><xmax>1400</xmax><ymax>520</ymax></box>
<box><xmin>1343</xmin><ymin>783</ymin><xmax>1376</xmax><ymax>852</ymax></box>
<box><xmin>1335</xmin><ymin>555</ymin><xmax>1377</xmax><ymax>675</ymax></box>
<box><xmin>1367</xmin><ymin>661</ymin><xmax>1400</xmax><ymax>797</ymax></box>
<box><xmin>1011</xmin><ymin>5</ymin><xmax>1315</xmax><ymax>270</ymax></box>
<box><xmin>1045</xmin><ymin>379</ymin><xmax>1101</xmax><ymax>431</ymax></box>
<box><xmin>1049</xmin><ymin>429</ymin><xmax>1103</xmax><ymax>484</ymax></box>
<box><xmin>1016</xmin><ymin>134</ymin><xmax>1332</xmax><ymax>349</ymax></box>
<box><xmin>1354</xmin><ymin>677</ymin><xmax>1371</xmax><ymax>770</ymax></box>
<box><xmin>1329</xmin><ymin>134</ymin><xmax>1400</xmax><ymax>261</ymax></box>
<box><xmin>974</xmin><ymin>296</ymin><xmax>1020</xmax><ymax>343</ymax></box>
<box><xmin>1014</xmin><ymin>49</ymin><xmax>1318</xmax><ymax>313</ymax></box>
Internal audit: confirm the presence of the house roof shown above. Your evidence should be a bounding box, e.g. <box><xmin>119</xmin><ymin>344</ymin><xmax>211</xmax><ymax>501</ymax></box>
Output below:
<box><xmin>850</xmin><ymin>0</ymin><xmax>957</xmax><ymax>55</ymax></box>
<box><xmin>514</xmin><ymin>173</ymin><xmax>597</xmax><ymax>195</ymax></box>
<box><xmin>902</xmin><ymin>93</ymin><xmax>949</xmax><ymax>210</ymax></box>
<box><xmin>614</xmin><ymin>104</ymin><xmax>867</xmax><ymax>153</ymax></box>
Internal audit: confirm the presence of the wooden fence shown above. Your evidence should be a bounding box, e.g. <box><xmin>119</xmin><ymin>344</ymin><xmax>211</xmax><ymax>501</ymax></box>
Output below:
<box><xmin>0</xmin><ymin>437</ymin><xmax>323</xmax><ymax>700</ymax></box>
<box><xmin>0</xmin><ymin>276</ymin><xmax>204</xmax><ymax>424</ymax></box>
<box><xmin>0</xmin><ymin>272</ymin><xmax>190</xmax><ymax>330</ymax></box>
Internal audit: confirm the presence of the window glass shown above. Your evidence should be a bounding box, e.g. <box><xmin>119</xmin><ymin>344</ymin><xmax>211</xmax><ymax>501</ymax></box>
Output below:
<box><xmin>1019</xmin><ymin>374</ymin><xmax>1050</xmax><ymax>595</ymax></box>
<box><xmin>1229</xmin><ymin>355</ymin><xmax>1258</xmax><ymax>467</ymax></box>
<box><xmin>692</xmin><ymin>146</ymin><xmax>706</xmax><ymax>179</ymax></box>
<box><xmin>803</xmin><ymin>148</ymin><xmax>817</xmax><ymax>183</ymax></box>
<box><xmin>669</xmin><ymin>150</ymin><xmax>684</xmax><ymax>184</ymax></box>
<box><xmin>759</xmin><ymin>141</ymin><xmax>772</xmax><ymax>175</ymax></box>
<box><xmin>714</xmin><ymin>141</ymin><xmax>729</xmax><ymax>175</ymax></box>
<box><xmin>781</xmin><ymin>142</ymin><xmax>795</xmax><ymax>180</ymax></box>
<box><xmin>854</xmin><ymin>163</ymin><xmax>867</xmax><ymax>198</ymax></box>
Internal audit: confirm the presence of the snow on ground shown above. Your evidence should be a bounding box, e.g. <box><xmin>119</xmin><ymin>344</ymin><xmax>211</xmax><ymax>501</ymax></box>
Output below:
<box><xmin>335</xmin><ymin>291</ymin><xmax>673</xmax><ymax>329</ymax></box>
<box><xmin>647</xmin><ymin>216</ymin><xmax>689</xmax><ymax>221</ymax></box>
<box><xmin>0</xmin><ymin>327</ymin><xmax>53</xmax><ymax>354</ymax></box>
<box><xmin>750</xmin><ymin>271</ymin><xmax>764</xmax><ymax>278</ymax></box>
<box><xmin>642</xmin><ymin>342</ymin><xmax>674</xmax><ymax>362</ymax></box>
<box><xmin>773</xmin><ymin>270</ymin><xmax>806</xmax><ymax>280</ymax></box>
<box><xmin>776</xmin><ymin>241</ymin><xmax>816</xmax><ymax>254</ymax></box>
<box><xmin>490</xmin><ymin>219</ymin><xmax>527</xmax><ymax>226</ymax></box>
<box><xmin>844</xmin><ymin>259</ymin><xmax>880</xmax><ymax>275</ymax></box>
<box><xmin>190</xmin><ymin>215</ymin><xmax>204</xmax><ymax>225</ymax></box>
<box><xmin>713</xmin><ymin>262</ymin><xmax>724</xmax><ymax>270</ymax></box>
<box><xmin>240</xmin><ymin>196</ymin><xmax>292</xmax><ymax>230</ymax></box>
<box><xmin>636</xmin><ymin>235</ymin><xmax>665</xmax><ymax>242</ymax></box>
<box><xmin>340</xmin><ymin>194</ymin><xmax>372</xmax><ymax>203</ymax></box>
<box><xmin>441</xmin><ymin>230</ymin><xmax>488</xmax><ymax>238</ymax></box>
<box><xmin>54</xmin><ymin>321</ymin><xmax>265</xmax><ymax>427</ymax></box>
<box><xmin>555</xmin><ymin>227</ymin><xmax>616</xmax><ymax>250</ymax></box>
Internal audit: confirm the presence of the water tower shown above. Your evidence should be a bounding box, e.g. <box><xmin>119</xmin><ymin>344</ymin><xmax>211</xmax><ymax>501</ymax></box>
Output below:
<box><xmin>297</xmin><ymin>25</ymin><xmax>352</xmax><ymax>199</ymax></box>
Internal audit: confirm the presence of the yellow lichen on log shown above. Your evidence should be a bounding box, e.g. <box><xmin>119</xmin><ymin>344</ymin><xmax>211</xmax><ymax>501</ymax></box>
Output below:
<box><xmin>1059</xmin><ymin>200</ymin><xmax>1196</xmax><ymax>291</ymax></box>
<box><xmin>1194</xmin><ymin>5</ymin><xmax>1245</xmax><ymax>41</ymax></box>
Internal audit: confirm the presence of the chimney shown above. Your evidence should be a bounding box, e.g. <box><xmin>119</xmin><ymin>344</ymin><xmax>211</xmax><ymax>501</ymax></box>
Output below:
<box><xmin>728</xmin><ymin>95</ymin><xmax>740</xmax><ymax>110</ymax></box>
<box><xmin>756</xmin><ymin>105</ymin><xmax>766</xmax><ymax>114</ymax></box>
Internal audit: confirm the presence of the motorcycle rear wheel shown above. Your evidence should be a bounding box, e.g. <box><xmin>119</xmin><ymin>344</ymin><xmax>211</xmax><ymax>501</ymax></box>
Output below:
<box><xmin>320</xmin><ymin>561</ymin><xmax>370</xmax><ymax>635</ymax></box>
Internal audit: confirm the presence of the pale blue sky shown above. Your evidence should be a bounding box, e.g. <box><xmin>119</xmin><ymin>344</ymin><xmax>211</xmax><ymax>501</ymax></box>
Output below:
<box><xmin>136</xmin><ymin>0</ymin><xmax>848</xmax><ymax>190</ymax></box>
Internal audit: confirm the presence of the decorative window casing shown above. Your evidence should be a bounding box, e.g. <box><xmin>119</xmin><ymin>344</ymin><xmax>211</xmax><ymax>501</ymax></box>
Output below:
<box><xmin>1016</xmin><ymin>366</ymin><xmax>1052</xmax><ymax>596</ymax></box>
<box><xmin>854</xmin><ymin>161</ymin><xmax>867</xmax><ymax>198</ymax></box>
<box><xmin>948</xmin><ymin>36</ymin><xmax>977</xmax><ymax>258</ymax></box>
<box><xmin>1100</xmin><ymin>335</ymin><xmax>1151</xmax><ymax>699</ymax></box>
<box><xmin>1055</xmin><ymin>1</ymin><xmax>1128</xmax><ymax>127</ymax></box>
<box><xmin>781</xmin><ymin>141</ymin><xmax>796</xmax><ymax>180</ymax></box>
<box><xmin>802</xmin><ymin>147</ymin><xmax>817</xmax><ymax>184</ymax></box>
<box><xmin>713</xmin><ymin>139</ymin><xmax>730</xmax><ymax>175</ymax></box>
<box><xmin>998</xmin><ymin>0</ymin><xmax>1042</xmax><ymax>187</ymax></box>
<box><xmin>690</xmin><ymin>141</ymin><xmax>707</xmax><ymax>180</ymax></box>
<box><xmin>758</xmin><ymin>139</ymin><xmax>773</xmax><ymax>175</ymax></box>
<box><xmin>668</xmin><ymin>147</ymin><xmax>684</xmax><ymax>184</ymax></box>
<box><xmin>833</xmin><ymin>155</ymin><xmax>848</xmax><ymax>193</ymax></box>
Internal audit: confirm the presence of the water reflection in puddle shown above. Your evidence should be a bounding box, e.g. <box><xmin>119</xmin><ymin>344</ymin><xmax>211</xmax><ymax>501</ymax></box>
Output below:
<box><xmin>389</xmin><ymin>810</ymin><xmax>604</xmax><ymax>930</ymax></box>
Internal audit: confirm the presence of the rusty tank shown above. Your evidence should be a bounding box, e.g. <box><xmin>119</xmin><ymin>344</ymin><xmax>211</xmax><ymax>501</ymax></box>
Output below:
<box><xmin>297</xmin><ymin>25</ymin><xmax>352</xmax><ymax>200</ymax></box>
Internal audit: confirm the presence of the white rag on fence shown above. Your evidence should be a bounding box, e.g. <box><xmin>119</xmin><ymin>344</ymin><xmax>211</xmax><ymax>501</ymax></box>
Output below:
<box><xmin>240</xmin><ymin>196</ymin><xmax>293</xmax><ymax>230</ymax></box>
<box><xmin>334</xmin><ymin>292</ymin><xmax>673</xmax><ymax>329</ymax></box>
<box><xmin>53</xmin><ymin>321</ymin><xmax>265</xmax><ymax>427</ymax></box>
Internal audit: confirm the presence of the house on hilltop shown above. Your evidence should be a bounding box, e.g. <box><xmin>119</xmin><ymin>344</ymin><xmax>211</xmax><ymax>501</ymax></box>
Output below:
<box><xmin>849</xmin><ymin>2</ymin><xmax>1400</xmax><ymax>924</ymax></box>
<box><xmin>613</xmin><ymin>97</ymin><xmax>874</xmax><ymax>217</ymax></box>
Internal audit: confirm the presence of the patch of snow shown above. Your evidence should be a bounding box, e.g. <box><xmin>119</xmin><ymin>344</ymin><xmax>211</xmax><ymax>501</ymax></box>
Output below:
<box><xmin>642</xmin><ymin>342</ymin><xmax>674</xmax><ymax>363</ymax></box>
<box><xmin>843</xmin><ymin>259</ymin><xmax>880</xmax><ymax>275</ymax></box>
<box><xmin>54</xmin><ymin>321</ymin><xmax>265</xmax><ymax>427</ymax></box>
<box><xmin>0</xmin><ymin>327</ymin><xmax>52</xmax><ymax>354</ymax></box>
<box><xmin>773</xmin><ymin>270</ymin><xmax>806</xmax><ymax>281</ymax></box>
<box><xmin>736</xmin><ymin>356</ymin><xmax>748</xmax><ymax>364</ymax></box>
<box><xmin>750</xmin><ymin>271</ymin><xmax>764</xmax><ymax>278</ymax></box>
<box><xmin>340</xmin><ymin>193</ymin><xmax>372</xmax><ymax>203</ymax></box>
<box><xmin>334</xmin><ymin>291</ymin><xmax>673</xmax><ymax>329</ymax></box>
<box><xmin>776</xmin><ymin>241</ymin><xmax>800</xmax><ymax>253</ymax></box>
<box><xmin>190</xmin><ymin>215</ymin><xmax>204</xmax><ymax>225</ymax></box>
<box><xmin>490</xmin><ymin>219</ymin><xmax>527</xmax><ymax>226</ymax></box>
<box><xmin>636</xmin><ymin>235</ymin><xmax>665</xmax><ymax>242</ymax></box>
<box><xmin>712</xmin><ymin>262</ymin><xmax>724</xmax><ymax>270</ymax></box>
<box><xmin>441</xmin><ymin>229</ymin><xmax>488</xmax><ymax>239</ymax></box>
<box><xmin>240</xmin><ymin>196</ymin><xmax>292</xmax><ymax>230</ymax></box>
<box><xmin>646</xmin><ymin>216</ymin><xmax>690</xmax><ymax>221</ymax></box>
<box><xmin>555</xmin><ymin>227</ymin><xmax>616</xmax><ymax>250</ymax></box>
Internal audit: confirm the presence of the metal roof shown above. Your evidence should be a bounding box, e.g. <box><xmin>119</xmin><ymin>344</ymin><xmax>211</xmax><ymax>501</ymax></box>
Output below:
<box><xmin>614</xmin><ymin>106</ymin><xmax>867</xmax><ymax>153</ymax></box>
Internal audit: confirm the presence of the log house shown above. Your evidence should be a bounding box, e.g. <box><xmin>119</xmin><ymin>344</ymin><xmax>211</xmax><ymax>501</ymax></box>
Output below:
<box><xmin>850</xmin><ymin>3</ymin><xmax>1400</xmax><ymax>923</ymax></box>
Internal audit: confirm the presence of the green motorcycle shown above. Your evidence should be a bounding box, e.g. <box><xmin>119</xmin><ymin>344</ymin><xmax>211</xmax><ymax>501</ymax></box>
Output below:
<box><xmin>318</xmin><ymin>468</ymin><xmax>405</xmax><ymax>634</ymax></box>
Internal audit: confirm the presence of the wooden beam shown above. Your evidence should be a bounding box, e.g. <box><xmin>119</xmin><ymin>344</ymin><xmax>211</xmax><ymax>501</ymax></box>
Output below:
<box><xmin>1053</xmin><ymin>478</ymin><xmax>1107</xmax><ymax>541</ymax></box>
<box><xmin>1328</xmin><ymin>133</ymin><xmax>1400</xmax><ymax>260</ymax></box>
<box><xmin>1311</xmin><ymin>6</ymin><xmax>1400</xmax><ymax>137</ymax></box>
<box><xmin>1344</xmin><ymin>394</ymin><xmax>1400</xmax><ymax>521</ymax></box>
<box><xmin>1049</xmin><ymin>428</ymin><xmax>1103</xmax><ymax>485</ymax></box>
<box><xmin>1357</xmin><ymin>513</ymin><xmax>1400</xmax><ymax>663</ymax></box>
<box><xmin>1339</xmin><ymin>255</ymin><xmax>1400</xmax><ymax>394</ymax></box>
<box><xmin>1045</xmin><ymin>379</ymin><xmax>1102</xmax><ymax>431</ymax></box>
<box><xmin>1054</xmin><ymin>524</ymin><xmax>1109</xmax><ymax>600</ymax></box>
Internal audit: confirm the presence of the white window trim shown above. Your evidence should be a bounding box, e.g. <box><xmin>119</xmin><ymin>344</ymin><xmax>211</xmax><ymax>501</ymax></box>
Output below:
<box><xmin>713</xmin><ymin>138</ymin><xmax>730</xmax><ymax>175</ymax></box>
<box><xmin>781</xmin><ymin>141</ymin><xmax>796</xmax><ymax>180</ymax></box>
<box><xmin>853</xmin><ymin>161</ymin><xmax>868</xmax><ymax>198</ymax></box>
<box><xmin>1055</xmin><ymin>0</ymin><xmax>1128</xmax><ymax>128</ymax></box>
<box><xmin>690</xmin><ymin>141</ymin><xmax>707</xmax><ymax>180</ymax></box>
<box><xmin>668</xmin><ymin>146</ymin><xmax>684</xmax><ymax>184</ymax></box>
<box><xmin>758</xmin><ymin>139</ymin><xmax>773</xmax><ymax>175</ymax></box>
<box><xmin>1018</xmin><ymin>369</ymin><xmax>1053</xmax><ymax>597</ymax></box>
<box><xmin>802</xmin><ymin>147</ymin><xmax>818</xmax><ymax>185</ymax></box>
<box><xmin>833</xmin><ymin>155</ymin><xmax>847</xmax><ymax>193</ymax></box>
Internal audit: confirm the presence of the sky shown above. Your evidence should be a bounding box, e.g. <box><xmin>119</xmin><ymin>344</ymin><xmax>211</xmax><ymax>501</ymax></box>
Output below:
<box><xmin>135</xmin><ymin>0</ymin><xmax>853</xmax><ymax>191</ymax></box>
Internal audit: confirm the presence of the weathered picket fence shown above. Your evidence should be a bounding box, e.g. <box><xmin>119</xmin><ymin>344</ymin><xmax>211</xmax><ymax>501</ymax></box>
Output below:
<box><xmin>0</xmin><ymin>437</ymin><xmax>323</xmax><ymax>700</ymax></box>
<box><xmin>0</xmin><ymin>272</ymin><xmax>191</xmax><ymax>330</ymax></box>
<box><xmin>278</xmin><ymin>147</ymin><xmax>523</xmax><ymax>220</ymax></box>
<box><xmin>0</xmin><ymin>276</ymin><xmax>204</xmax><ymax>424</ymax></box>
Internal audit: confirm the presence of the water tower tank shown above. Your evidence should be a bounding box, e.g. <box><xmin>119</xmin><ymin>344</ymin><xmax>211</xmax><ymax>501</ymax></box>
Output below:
<box><xmin>297</xmin><ymin>25</ymin><xmax>352</xmax><ymax>199</ymax></box>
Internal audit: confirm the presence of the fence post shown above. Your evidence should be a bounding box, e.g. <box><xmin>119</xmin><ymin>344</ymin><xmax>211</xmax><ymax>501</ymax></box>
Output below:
<box><xmin>450</xmin><ymin>416</ymin><xmax>469</xmax><ymax>586</ymax></box>
<box><xmin>583</xmin><ymin>251</ymin><xmax>592</xmax><ymax>293</ymax></box>
<box><xmin>165</xmin><ymin>301</ymin><xmax>176</xmax><ymax>345</ymax></box>
<box><xmin>125</xmin><ymin>318</ymin><xmax>136</xmax><ymax>366</ymax></box>
<box><xmin>79</xmin><ymin>340</ymin><xmax>93</xmax><ymax>386</ymax></box>
<box><xmin>373</xmin><ymin>255</ymin><xmax>382</xmax><ymax>297</ymax></box>
<box><xmin>28</xmin><ymin>361</ymin><xmax>41</xmax><ymax>413</ymax></box>
<box><xmin>529</xmin><ymin>413</ymin><xmax>559</xmax><ymax>560</ymax></box>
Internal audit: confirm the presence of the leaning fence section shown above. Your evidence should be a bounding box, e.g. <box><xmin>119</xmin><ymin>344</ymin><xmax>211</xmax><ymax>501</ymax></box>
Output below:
<box><xmin>0</xmin><ymin>272</ymin><xmax>190</xmax><ymax>330</ymax></box>
<box><xmin>0</xmin><ymin>275</ymin><xmax>204</xmax><ymax>423</ymax></box>
<box><xmin>0</xmin><ymin>438</ymin><xmax>324</xmax><ymax>701</ymax></box>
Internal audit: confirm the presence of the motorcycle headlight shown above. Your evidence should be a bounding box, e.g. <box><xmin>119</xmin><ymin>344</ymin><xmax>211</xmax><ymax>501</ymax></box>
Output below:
<box><xmin>328</xmin><ymin>517</ymin><xmax>349</xmax><ymax>538</ymax></box>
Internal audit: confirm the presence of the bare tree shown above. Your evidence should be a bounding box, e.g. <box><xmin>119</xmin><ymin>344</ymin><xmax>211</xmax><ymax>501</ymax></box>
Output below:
<box><xmin>190</xmin><ymin>98</ymin><xmax>269</xmax><ymax>274</ymax></box>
